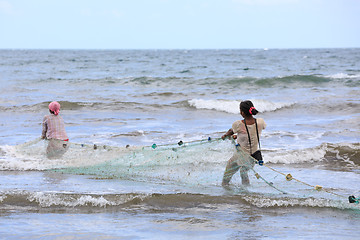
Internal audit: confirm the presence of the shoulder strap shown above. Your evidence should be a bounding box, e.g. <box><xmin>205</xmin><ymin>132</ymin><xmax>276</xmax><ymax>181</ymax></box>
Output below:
<box><xmin>255</xmin><ymin>119</ymin><xmax>261</xmax><ymax>150</ymax></box>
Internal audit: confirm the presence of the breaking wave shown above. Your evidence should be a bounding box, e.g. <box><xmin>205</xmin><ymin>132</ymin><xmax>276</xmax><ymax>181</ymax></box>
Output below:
<box><xmin>188</xmin><ymin>99</ymin><xmax>295</xmax><ymax>114</ymax></box>
<box><xmin>265</xmin><ymin>142</ymin><xmax>360</xmax><ymax>166</ymax></box>
<box><xmin>0</xmin><ymin>191</ymin><xmax>358</xmax><ymax>211</ymax></box>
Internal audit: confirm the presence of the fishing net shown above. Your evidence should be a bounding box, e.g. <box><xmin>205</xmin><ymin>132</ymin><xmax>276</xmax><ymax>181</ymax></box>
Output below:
<box><xmin>54</xmin><ymin>138</ymin><xmax>229</xmax><ymax>187</ymax></box>
<box><xmin>3</xmin><ymin>137</ymin><xmax>359</xmax><ymax>207</ymax></box>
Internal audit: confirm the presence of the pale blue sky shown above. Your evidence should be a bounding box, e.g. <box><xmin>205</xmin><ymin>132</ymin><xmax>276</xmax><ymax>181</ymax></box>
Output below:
<box><xmin>1</xmin><ymin>0</ymin><xmax>359</xmax><ymax>49</ymax></box>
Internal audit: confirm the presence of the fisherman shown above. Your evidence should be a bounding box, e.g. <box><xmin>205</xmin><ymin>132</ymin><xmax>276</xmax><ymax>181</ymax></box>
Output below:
<box><xmin>221</xmin><ymin>100</ymin><xmax>266</xmax><ymax>186</ymax></box>
<box><xmin>41</xmin><ymin>101</ymin><xmax>69</xmax><ymax>158</ymax></box>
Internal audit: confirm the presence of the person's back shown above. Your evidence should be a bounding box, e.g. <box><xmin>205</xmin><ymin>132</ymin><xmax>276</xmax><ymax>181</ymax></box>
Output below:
<box><xmin>41</xmin><ymin>101</ymin><xmax>69</xmax><ymax>158</ymax></box>
<box><xmin>42</xmin><ymin>114</ymin><xmax>68</xmax><ymax>140</ymax></box>
<box><xmin>231</xmin><ymin>118</ymin><xmax>266</xmax><ymax>155</ymax></box>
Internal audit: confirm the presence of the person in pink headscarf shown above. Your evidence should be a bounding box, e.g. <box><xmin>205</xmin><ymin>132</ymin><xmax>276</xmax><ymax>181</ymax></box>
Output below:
<box><xmin>41</xmin><ymin>101</ymin><xmax>69</xmax><ymax>158</ymax></box>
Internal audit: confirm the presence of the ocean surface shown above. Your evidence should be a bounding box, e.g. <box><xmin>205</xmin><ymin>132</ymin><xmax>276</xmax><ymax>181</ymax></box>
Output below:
<box><xmin>0</xmin><ymin>49</ymin><xmax>359</xmax><ymax>239</ymax></box>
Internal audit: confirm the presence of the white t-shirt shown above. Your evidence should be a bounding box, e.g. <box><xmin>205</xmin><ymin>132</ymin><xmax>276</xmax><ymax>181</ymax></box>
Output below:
<box><xmin>231</xmin><ymin>118</ymin><xmax>266</xmax><ymax>154</ymax></box>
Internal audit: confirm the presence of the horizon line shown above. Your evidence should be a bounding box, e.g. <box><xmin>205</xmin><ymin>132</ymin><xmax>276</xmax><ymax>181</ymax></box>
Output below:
<box><xmin>1</xmin><ymin>47</ymin><xmax>359</xmax><ymax>50</ymax></box>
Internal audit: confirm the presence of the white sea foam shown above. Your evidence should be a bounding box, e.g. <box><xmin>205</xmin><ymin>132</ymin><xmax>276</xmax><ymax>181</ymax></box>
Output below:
<box><xmin>0</xmin><ymin>140</ymin><xmax>139</xmax><ymax>171</ymax></box>
<box><xmin>264</xmin><ymin>142</ymin><xmax>360</xmax><ymax>165</ymax></box>
<box><xmin>242</xmin><ymin>195</ymin><xmax>357</xmax><ymax>209</ymax></box>
<box><xmin>0</xmin><ymin>144</ymin><xmax>53</xmax><ymax>171</ymax></box>
<box><xmin>188</xmin><ymin>99</ymin><xmax>240</xmax><ymax>114</ymax></box>
<box><xmin>265</xmin><ymin>145</ymin><xmax>327</xmax><ymax>164</ymax></box>
<box><xmin>326</xmin><ymin>73</ymin><xmax>360</xmax><ymax>79</ymax></box>
<box><xmin>188</xmin><ymin>99</ymin><xmax>294</xmax><ymax>114</ymax></box>
<box><xmin>26</xmin><ymin>192</ymin><xmax>150</xmax><ymax>207</ymax></box>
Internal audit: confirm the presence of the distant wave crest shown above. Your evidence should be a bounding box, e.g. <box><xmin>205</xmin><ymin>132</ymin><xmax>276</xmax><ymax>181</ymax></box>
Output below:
<box><xmin>188</xmin><ymin>99</ymin><xmax>294</xmax><ymax>114</ymax></box>
<box><xmin>325</xmin><ymin>73</ymin><xmax>360</xmax><ymax>79</ymax></box>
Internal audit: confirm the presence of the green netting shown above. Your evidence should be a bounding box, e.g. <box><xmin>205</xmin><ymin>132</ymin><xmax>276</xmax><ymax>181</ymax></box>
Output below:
<box><xmin>11</xmin><ymin>137</ymin><xmax>358</xmax><ymax>205</ymax></box>
<box><xmin>53</xmin><ymin>138</ymin><xmax>229</xmax><ymax>187</ymax></box>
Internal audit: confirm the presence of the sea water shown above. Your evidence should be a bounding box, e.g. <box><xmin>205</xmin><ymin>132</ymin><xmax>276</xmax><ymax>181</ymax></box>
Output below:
<box><xmin>0</xmin><ymin>49</ymin><xmax>359</xmax><ymax>239</ymax></box>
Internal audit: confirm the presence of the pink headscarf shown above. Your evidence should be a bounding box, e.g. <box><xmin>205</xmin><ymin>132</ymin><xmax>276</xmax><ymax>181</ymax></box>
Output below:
<box><xmin>49</xmin><ymin>101</ymin><xmax>61</xmax><ymax>115</ymax></box>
